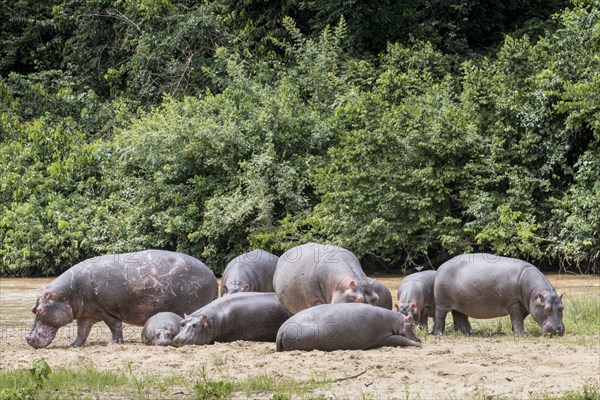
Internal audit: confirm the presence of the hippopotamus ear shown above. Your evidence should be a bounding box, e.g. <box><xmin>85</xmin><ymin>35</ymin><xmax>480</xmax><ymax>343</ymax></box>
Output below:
<box><xmin>394</xmin><ymin>304</ymin><xmax>400</xmax><ymax>311</ymax></box>
<box><xmin>243</xmin><ymin>283</ymin><xmax>249</xmax><ymax>290</ymax></box>
<box><xmin>536</xmin><ymin>293</ymin><xmax>546</xmax><ymax>303</ymax></box>
<box><xmin>349</xmin><ymin>280</ymin><xmax>356</xmax><ymax>290</ymax></box>
<box><xmin>410</xmin><ymin>302</ymin><xmax>417</xmax><ymax>310</ymax></box>
<box><xmin>222</xmin><ymin>285</ymin><xmax>228</xmax><ymax>293</ymax></box>
<box><xmin>368</xmin><ymin>278</ymin><xmax>375</xmax><ymax>286</ymax></box>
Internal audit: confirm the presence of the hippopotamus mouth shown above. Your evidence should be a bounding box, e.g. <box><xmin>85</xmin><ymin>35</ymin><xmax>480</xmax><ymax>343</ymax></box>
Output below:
<box><xmin>542</xmin><ymin>321</ymin><xmax>565</xmax><ymax>336</ymax></box>
<box><xmin>26</xmin><ymin>322</ymin><xmax>59</xmax><ymax>349</ymax></box>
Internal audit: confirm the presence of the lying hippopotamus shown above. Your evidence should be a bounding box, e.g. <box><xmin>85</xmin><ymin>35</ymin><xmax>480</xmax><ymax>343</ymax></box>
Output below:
<box><xmin>221</xmin><ymin>249</ymin><xmax>279</xmax><ymax>295</ymax></box>
<box><xmin>142</xmin><ymin>312</ymin><xmax>183</xmax><ymax>346</ymax></box>
<box><xmin>273</xmin><ymin>242</ymin><xmax>379</xmax><ymax>314</ymax></box>
<box><xmin>276</xmin><ymin>303</ymin><xmax>421</xmax><ymax>351</ymax></box>
<box><xmin>172</xmin><ymin>292</ymin><xmax>291</xmax><ymax>346</ymax></box>
<box><xmin>26</xmin><ymin>250</ymin><xmax>218</xmax><ymax>348</ymax></box>
<box><xmin>432</xmin><ymin>253</ymin><xmax>565</xmax><ymax>336</ymax></box>
<box><xmin>373</xmin><ymin>280</ymin><xmax>393</xmax><ymax>310</ymax></box>
<box><xmin>396</xmin><ymin>270</ymin><xmax>436</xmax><ymax>330</ymax></box>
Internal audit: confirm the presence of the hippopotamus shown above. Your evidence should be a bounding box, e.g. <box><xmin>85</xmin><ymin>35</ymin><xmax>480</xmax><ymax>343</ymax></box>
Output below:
<box><xmin>141</xmin><ymin>312</ymin><xmax>183</xmax><ymax>346</ymax></box>
<box><xmin>26</xmin><ymin>250</ymin><xmax>218</xmax><ymax>348</ymax></box>
<box><xmin>273</xmin><ymin>242</ymin><xmax>379</xmax><ymax>314</ymax></box>
<box><xmin>396</xmin><ymin>270</ymin><xmax>436</xmax><ymax>330</ymax></box>
<box><xmin>172</xmin><ymin>292</ymin><xmax>291</xmax><ymax>346</ymax></box>
<box><xmin>432</xmin><ymin>253</ymin><xmax>565</xmax><ymax>336</ymax></box>
<box><xmin>276</xmin><ymin>303</ymin><xmax>421</xmax><ymax>351</ymax></box>
<box><xmin>221</xmin><ymin>249</ymin><xmax>279</xmax><ymax>295</ymax></box>
<box><xmin>373</xmin><ymin>280</ymin><xmax>393</xmax><ymax>310</ymax></box>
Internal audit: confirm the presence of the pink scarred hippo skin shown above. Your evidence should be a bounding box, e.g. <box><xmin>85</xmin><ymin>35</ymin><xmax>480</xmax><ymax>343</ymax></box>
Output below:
<box><xmin>432</xmin><ymin>253</ymin><xmax>565</xmax><ymax>336</ymax></box>
<box><xmin>396</xmin><ymin>270</ymin><xmax>436</xmax><ymax>330</ymax></box>
<box><xmin>26</xmin><ymin>250</ymin><xmax>218</xmax><ymax>348</ymax></box>
<box><xmin>273</xmin><ymin>242</ymin><xmax>379</xmax><ymax>315</ymax></box>
<box><xmin>221</xmin><ymin>249</ymin><xmax>279</xmax><ymax>295</ymax></box>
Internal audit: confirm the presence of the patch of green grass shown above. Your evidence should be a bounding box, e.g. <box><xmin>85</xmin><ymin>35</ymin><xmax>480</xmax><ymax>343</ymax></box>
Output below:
<box><xmin>0</xmin><ymin>360</ymin><xmax>332</xmax><ymax>400</ymax></box>
<box><xmin>530</xmin><ymin>384</ymin><xmax>600</xmax><ymax>400</ymax></box>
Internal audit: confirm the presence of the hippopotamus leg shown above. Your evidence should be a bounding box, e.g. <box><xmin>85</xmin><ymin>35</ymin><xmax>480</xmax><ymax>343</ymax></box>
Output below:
<box><xmin>101</xmin><ymin>312</ymin><xmax>124</xmax><ymax>344</ymax></box>
<box><xmin>508</xmin><ymin>303</ymin><xmax>528</xmax><ymax>335</ymax></box>
<box><xmin>451</xmin><ymin>310</ymin><xmax>472</xmax><ymax>334</ymax></box>
<box><xmin>420</xmin><ymin>306</ymin><xmax>430</xmax><ymax>330</ymax></box>
<box><xmin>72</xmin><ymin>318</ymin><xmax>98</xmax><ymax>347</ymax></box>
<box><xmin>432</xmin><ymin>305</ymin><xmax>450</xmax><ymax>335</ymax></box>
<box><xmin>376</xmin><ymin>335</ymin><xmax>422</xmax><ymax>348</ymax></box>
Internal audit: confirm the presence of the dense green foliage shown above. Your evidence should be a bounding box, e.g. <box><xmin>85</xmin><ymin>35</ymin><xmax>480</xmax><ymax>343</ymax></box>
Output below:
<box><xmin>0</xmin><ymin>0</ymin><xmax>598</xmax><ymax>275</ymax></box>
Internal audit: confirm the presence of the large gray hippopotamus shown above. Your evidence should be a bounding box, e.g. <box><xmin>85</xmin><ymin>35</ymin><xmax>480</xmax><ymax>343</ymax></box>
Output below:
<box><xmin>142</xmin><ymin>312</ymin><xmax>183</xmax><ymax>346</ymax></box>
<box><xmin>26</xmin><ymin>250</ymin><xmax>218</xmax><ymax>348</ymax></box>
<box><xmin>172</xmin><ymin>292</ymin><xmax>291</xmax><ymax>346</ymax></box>
<box><xmin>432</xmin><ymin>253</ymin><xmax>565</xmax><ymax>336</ymax></box>
<box><xmin>396</xmin><ymin>270</ymin><xmax>436</xmax><ymax>330</ymax></box>
<box><xmin>221</xmin><ymin>249</ymin><xmax>279</xmax><ymax>295</ymax></box>
<box><xmin>276</xmin><ymin>303</ymin><xmax>421</xmax><ymax>351</ymax></box>
<box><xmin>273</xmin><ymin>242</ymin><xmax>379</xmax><ymax>314</ymax></box>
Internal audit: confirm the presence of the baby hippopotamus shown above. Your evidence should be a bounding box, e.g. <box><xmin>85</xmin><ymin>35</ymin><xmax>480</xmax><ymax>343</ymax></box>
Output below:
<box><xmin>26</xmin><ymin>250</ymin><xmax>218</xmax><ymax>348</ymax></box>
<box><xmin>432</xmin><ymin>253</ymin><xmax>565</xmax><ymax>336</ymax></box>
<box><xmin>142</xmin><ymin>312</ymin><xmax>183</xmax><ymax>346</ymax></box>
<box><xmin>396</xmin><ymin>270</ymin><xmax>436</xmax><ymax>330</ymax></box>
<box><xmin>276</xmin><ymin>303</ymin><xmax>421</xmax><ymax>351</ymax></box>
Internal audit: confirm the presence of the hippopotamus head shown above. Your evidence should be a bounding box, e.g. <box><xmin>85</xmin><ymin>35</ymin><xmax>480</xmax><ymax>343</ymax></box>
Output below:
<box><xmin>222</xmin><ymin>280</ymin><xmax>250</xmax><ymax>296</ymax></box>
<box><xmin>393</xmin><ymin>313</ymin><xmax>420</xmax><ymax>343</ymax></box>
<box><xmin>529</xmin><ymin>290</ymin><xmax>565</xmax><ymax>336</ymax></box>
<box><xmin>331</xmin><ymin>279</ymin><xmax>379</xmax><ymax>305</ymax></box>
<box><xmin>171</xmin><ymin>314</ymin><xmax>216</xmax><ymax>347</ymax></box>
<box><xmin>146</xmin><ymin>327</ymin><xmax>177</xmax><ymax>346</ymax></box>
<box><xmin>395</xmin><ymin>302</ymin><xmax>420</xmax><ymax>322</ymax></box>
<box><xmin>26</xmin><ymin>291</ymin><xmax>75</xmax><ymax>348</ymax></box>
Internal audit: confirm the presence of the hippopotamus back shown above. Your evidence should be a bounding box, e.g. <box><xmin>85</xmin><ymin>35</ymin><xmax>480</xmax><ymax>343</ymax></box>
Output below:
<box><xmin>221</xmin><ymin>249</ymin><xmax>279</xmax><ymax>295</ymax></box>
<box><xmin>273</xmin><ymin>242</ymin><xmax>379</xmax><ymax>315</ymax></box>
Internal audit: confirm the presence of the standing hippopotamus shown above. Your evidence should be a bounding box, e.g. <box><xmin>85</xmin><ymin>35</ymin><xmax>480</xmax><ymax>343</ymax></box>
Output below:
<box><xmin>221</xmin><ymin>249</ymin><xmax>279</xmax><ymax>295</ymax></box>
<box><xmin>396</xmin><ymin>270</ymin><xmax>436</xmax><ymax>330</ymax></box>
<box><xmin>432</xmin><ymin>253</ymin><xmax>565</xmax><ymax>336</ymax></box>
<box><xmin>172</xmin><ymin>292</ymin><xmax>291</xmax><ymax>346</ymax></box>
<box><xmin>276</xmin><ymin>303</ymin><xmax>421</xmax><ymax>351</ymax></box>
<box><xmin>273</xmin><ymin>242</ymin><xmax>379</xmax><ymax>314</ymax></box>
<box><xmin>142</xmin><ymin>312</ymin><xmax>183</xmax><ymax>346</ymax></box>
<box><xmin>26</xmin><ymin>250</ymin><xmax>218</xmax><ymax>348</ymax></box>
<box><xmin>373</xmin><ymin>280</ymin><xmax>393</xmax><ymax>310</ymax></box>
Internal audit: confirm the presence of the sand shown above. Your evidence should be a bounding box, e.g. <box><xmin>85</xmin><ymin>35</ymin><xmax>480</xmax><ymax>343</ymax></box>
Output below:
<box><xmin>1</xmin><ymin>323</ymin><xmax>599</xmax><ymax>399</ymax></box>
<box><xmin>1</xmin><ymin>275</ymin><xmax>599</xmax><ymax>399</ymax></box>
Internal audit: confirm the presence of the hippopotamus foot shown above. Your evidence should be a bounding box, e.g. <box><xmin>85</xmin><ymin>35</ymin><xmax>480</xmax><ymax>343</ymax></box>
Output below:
<box><xmin>377</xmin><ymin>335</ymin><xmax>422</xmax><ymax>348</ymax></box>
<box><xmin>451</xmin><ymin>311</ymin><xmax>473</xmax><ymax>335</ymax></box>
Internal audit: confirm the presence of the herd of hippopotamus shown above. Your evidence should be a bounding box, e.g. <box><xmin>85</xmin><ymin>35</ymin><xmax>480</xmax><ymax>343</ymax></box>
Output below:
<box><xmin>26</xmin><ymin>243</ymin><xmax>565</xmax><ymax>352</ymax></box>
